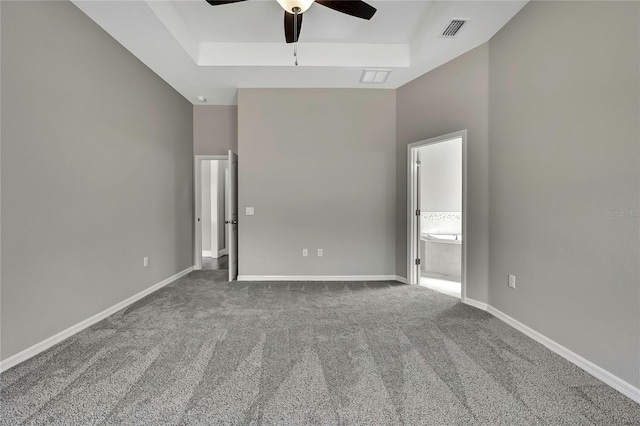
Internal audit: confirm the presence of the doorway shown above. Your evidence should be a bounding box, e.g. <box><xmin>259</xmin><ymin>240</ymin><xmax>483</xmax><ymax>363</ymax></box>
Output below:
<box><xmin>195</xmin><ymin>156</ymin><xmax>228</xmax><ymax>271</ymax></box>
<box><xmin>407</xmin><ymin>130</ymin><xmax>467</xmax><ymax>301</ymax></box>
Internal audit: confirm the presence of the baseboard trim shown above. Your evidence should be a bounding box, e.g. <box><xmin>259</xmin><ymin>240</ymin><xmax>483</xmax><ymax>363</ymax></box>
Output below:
<box><xmin>462</xmin><ymin>297</ymin><xmax>488</xmax><ymax>311</ymax></box>
<box><xmin>459</xmin><ymin>298</ymin><xmax>639</xmax><ymax>402</ymax></box>
<box><xmin>0</xmin><ymin>266</ymin><xmax>194</xmax><ymax>373</ymax></box>
<box><xmin>237</xmin><ymin>275</ymin><xmax>399</xmax><ymax>282</ymax></box>
<box><xmin>486</xmin><ymin>305</ymin><xmax>640</xmax><ymax>403</ymax></box>
<box><xmin>394</xmin><ymin>275</ymin><xmax>408</xmax><ymax>284</ymax></box>
<box><xmin>218</xmin><ymin>248</ymin><xmax>228</xmax><ymax>257</ymax></box>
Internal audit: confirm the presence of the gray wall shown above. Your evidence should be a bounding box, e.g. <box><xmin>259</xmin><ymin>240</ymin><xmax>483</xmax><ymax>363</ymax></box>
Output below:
<box><xmin>238</xmin><ymin>89</ymin><xmax>396</xmax><ymax>277</ymax></box>
<box><xmin>396</xmin><ymin>44</ymin><xmax>490</xmax><ymax>302</ymax></box>
<box><xmin>194</xmin><ymin>105</ymin><xmax>238</xmax><ymax>155</ymax></box>
<box><xmin>489</xmin><ymin>1</ymin><xmax>640</xmax><ymax>387</ymax></box>
<box><xmin>1</xmin><ymin>1</ymin><xmax>193</xmax><ymax>361</ymax></box>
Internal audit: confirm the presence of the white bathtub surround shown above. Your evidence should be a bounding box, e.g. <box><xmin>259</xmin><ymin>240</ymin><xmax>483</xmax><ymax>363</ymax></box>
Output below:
<box><xmin>421</xmin><ymin>211</ymin><xmax>462</xmax><ymax>235</ymax></box>
<box><xmin>420</xmin><ymin>235</ymin><xmax>462</xmax><ymax>277</ymax></box>
<box><xmin>424</xmin><ymin>233</ymin><xmax>461</xmax><ymax>242</ymax></box>
<box><xmin>418</xmin><ymin>211</ymin><xmax>463</xmax><ymax>291</ymax></box>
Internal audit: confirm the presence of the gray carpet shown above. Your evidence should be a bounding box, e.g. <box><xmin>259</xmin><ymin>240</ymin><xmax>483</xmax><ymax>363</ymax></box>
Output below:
<box><xmin>1</xmin><ymin>271</ymin><xmax>638</xmax><ymax>425</ymax></box>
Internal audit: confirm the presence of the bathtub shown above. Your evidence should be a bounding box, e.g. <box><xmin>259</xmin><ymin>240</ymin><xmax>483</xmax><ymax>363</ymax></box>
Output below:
<box><xmin>423</xmin><ymin>233</ymin><xmax>462</xmax><ymax>243</ymax></box>
<box><xmin>420</xmin><ymin>233</ymin><xmax>462</xmax><ymax>277</ymax></box>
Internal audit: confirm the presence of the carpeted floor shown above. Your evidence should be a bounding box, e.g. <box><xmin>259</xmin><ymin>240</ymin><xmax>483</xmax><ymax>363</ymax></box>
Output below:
<box><xmin>1</xmin><ymin>270</ymin><xmax>638</xmax><ymax>425</ymax></box>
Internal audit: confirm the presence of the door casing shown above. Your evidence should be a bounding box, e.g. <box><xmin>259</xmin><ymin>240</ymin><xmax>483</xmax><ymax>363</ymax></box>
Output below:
<box><xmin>194</xmin><ymin>155</ymin><xmax>228</xmax><ymax>270</ymax></box>
<box><xmin>407</xmin><ymin>130</ymin><xmax>468</xmax><ymax>302</ymax></box>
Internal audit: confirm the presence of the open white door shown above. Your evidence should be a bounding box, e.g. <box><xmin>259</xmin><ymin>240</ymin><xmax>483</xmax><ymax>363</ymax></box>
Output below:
<box><xmin>226</xmin><ymin>150</ymin><xmax>238</xmax><ymax>281</ymax></box>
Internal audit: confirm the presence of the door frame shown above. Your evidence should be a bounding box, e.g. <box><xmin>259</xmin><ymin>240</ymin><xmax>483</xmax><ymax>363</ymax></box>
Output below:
<box><xmin>194</xmin><ymin>155</ymin><xmax>228</xmax><ymax>270</ymax></box>
<box><xmin>407</xmin><ymin>130</ymin><xmax>468</xmax><ymax>302</ymax></box>
<box><xmin>226</xmin><ymin>150</ymin><xmax>238</xmax><ymax>282</ymax></box>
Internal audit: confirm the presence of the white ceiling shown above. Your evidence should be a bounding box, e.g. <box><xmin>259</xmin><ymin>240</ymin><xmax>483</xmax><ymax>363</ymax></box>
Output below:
<box><xmin>72</xmin><ymin>0</ymin><xmax>527</xmax><ymax>104</ymax></box>
<box><xmin>172</xmin><ymin>1</ymin><xmax>430</xmax><ymax>43</ymax></box>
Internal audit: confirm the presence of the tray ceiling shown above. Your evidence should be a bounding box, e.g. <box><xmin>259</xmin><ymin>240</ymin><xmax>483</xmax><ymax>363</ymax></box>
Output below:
<box><xmin>72</xmin><ymin>0</ymin><xmax>528</xmax><ymax>104</ymax></box>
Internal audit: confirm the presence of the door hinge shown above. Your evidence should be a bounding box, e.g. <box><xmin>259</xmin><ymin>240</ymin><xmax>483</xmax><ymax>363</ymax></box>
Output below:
<box><xmin>415</xmin><ymin>209</ymin><xmax>421</xmax><ymax>216</ymax></box>
<box><xmin>416</xmin><ymin>160</ymin><xmax>421</xmax><ymax>166</ymax></box>
<box><xmin>415</xmin><ymin>258</ymin><xmax>421</xmax><ymax>266</ymax></box>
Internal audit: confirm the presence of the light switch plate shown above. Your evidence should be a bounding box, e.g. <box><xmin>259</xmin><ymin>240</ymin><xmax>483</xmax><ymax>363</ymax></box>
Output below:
<box><xmin>246</xmin><ymin>207</ymin><xmax>254</xmax><ymax>216</ymax></box>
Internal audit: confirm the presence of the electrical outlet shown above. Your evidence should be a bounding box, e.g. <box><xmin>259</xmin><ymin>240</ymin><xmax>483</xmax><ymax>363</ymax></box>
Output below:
<box><xmin>508</xmin><ymin>274</ymin><xmax>515</xmax><ymax>289</ymax></box>
<box><xmin>302</xmin><ymin>249</ymin><xmax>308</xmax><ymax>257</ymax></box>
<box><xmin>317</xmin><ymin>249</ymin><xmax>323</xmax><ymax>257</ymax></box>
<box><xmin>245</xmin><ymin>207</ymin><xmax>254</xmax><ymax>216</ymax></box>
<box><xmin>143</xmin><ymin>257</ymin><xmax>149</xmax><ymax>268</ymax></box>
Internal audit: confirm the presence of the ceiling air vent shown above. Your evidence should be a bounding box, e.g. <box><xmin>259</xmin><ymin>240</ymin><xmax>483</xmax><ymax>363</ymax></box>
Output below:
<box><xmin>360</xmin><ymin>69</ymin><xmax>391</xmax><ymax>84</ymax></box>
<box><xmin>441</xmin><ymin>19</ymin><xmax>467</xmax><ymax>38</ymax></box>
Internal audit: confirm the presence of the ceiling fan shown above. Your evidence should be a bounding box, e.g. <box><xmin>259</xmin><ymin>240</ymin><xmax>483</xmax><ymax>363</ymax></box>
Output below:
<box><xmin>205</xmin><ymin>0</ymin><xmax>377</xmax><ymax>44</ymax></box>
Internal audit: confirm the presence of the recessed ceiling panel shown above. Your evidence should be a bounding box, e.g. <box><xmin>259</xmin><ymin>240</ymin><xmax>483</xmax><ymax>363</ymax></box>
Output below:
<box><xmin>173</xmin><ymin>0</ymin><xmax>284</xmax><ymax>42</ymax></box>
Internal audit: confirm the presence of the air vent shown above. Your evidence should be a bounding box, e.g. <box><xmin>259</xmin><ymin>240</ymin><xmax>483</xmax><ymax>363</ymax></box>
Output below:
<box><xmin>441</xmin><ymin>19</ymin><xmax>467</xmax><ymax>38</ymax></box>
<box><xmin>360</xmin><ymin>69</ymin><xmax>391</xmax><ymax>84</ymax></box>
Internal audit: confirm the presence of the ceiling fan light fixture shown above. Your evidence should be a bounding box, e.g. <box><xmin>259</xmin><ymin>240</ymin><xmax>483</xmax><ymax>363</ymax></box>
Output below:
<box><xmin>276</xmin><ymin>0</ymin><xmax>314</xmax><ymax>14</ymax></box>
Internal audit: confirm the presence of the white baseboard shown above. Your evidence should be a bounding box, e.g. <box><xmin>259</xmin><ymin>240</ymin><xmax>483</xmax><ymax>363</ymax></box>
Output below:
<box><xmin>458</xmin><ymin>298</ymin><xmax>639</xmax><ymax>402</ymax></box>
<box><xmin>485</xmin><ymin>305</ymin><xmax>640</xmax><ymax>403</ymax></box>
<box><xmin>4</xmin><ymin>268</ymin><xmax>636</xmax><ymax>404</ymax></box>
<box><xmin>202</xmin><ymin>251</ymin><xmax>212</xmax><ymax>257</ymax></box>
<box><xmin>218</xmin><ymin>248</ymin><xmax>228</xmax><ymax>257</ymax></box>
<box><xmin>462</xmin><ymin>297</ymin><xmax>488</xmax><ymax>311</ymax></box>
<box><xmin>0</xmin><ymin>266</ymin><xmax>194</xmax><ymax>373</ymax></box>
<box><xmin>394</xmin><ymin>275</ymin><xmax>408</xmax><ymax>284</ymax></box>
<box><xmin>237</xmin><ymin>275</ymin><xmax>400</xmax><ymax>282</ymax></box>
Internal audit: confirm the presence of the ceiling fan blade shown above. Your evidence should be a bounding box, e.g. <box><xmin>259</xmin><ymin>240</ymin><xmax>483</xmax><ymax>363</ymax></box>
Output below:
<box><xmin>205</xmin><ymin>0</ymin><xmax>249</xmax><ymax>6</ymax></box>
<box><xmin>315</xmin><ymin>0</ymin><xmax>376</xmax><ymax>20</ymax></box>
<box><xmin>284</xmin><ymin>11</ymin><xmax>303</xmax><ymax>44</ymax></box>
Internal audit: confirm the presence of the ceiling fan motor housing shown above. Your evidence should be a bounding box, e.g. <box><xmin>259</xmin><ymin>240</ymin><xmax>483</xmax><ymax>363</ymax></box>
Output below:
<box><xmin>276</xmin><ymin>0</ymin><xmax>314</xmax><ymax>14</ymax></box>
<box><xmin>206</xmin><ymin>0</ymin><xmax>377</xmax><ymax>44</ymax></box>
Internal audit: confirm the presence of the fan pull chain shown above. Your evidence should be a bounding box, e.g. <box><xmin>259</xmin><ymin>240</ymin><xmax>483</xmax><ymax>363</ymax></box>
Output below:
<box><xmin>293</xmin><ymin>7</ymin><xmax>300</xmax><ymax>66</ymax></box>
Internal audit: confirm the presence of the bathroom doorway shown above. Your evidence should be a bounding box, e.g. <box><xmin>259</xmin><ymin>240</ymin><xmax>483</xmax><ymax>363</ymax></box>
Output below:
<box><xmin>408</xmin><ymin>131</ymin><xmax>467</xmax><ymax>301</ymax></box>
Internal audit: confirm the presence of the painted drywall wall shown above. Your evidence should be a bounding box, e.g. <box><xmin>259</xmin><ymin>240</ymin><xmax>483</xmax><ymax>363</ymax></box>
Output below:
<box><xmin>201</xmin><ymin>160</ymin><xmax>212</xmax><ymax>253</ymax></box>
<box><xmin>194</xmin><ymin>105</ymin><xmax>238</xmax><ymax>155</ymax></box>
<box><xmin>419</xmin><ymin>139</ymin><xmax>462</xmax><ymax>212</ymax></box>
<box><xmin>489</xmin><ymin>1</ymin><xmax>640</xmax><ymax>387</ymax></box>
<box><xmin>396</xmin><ymin>44</ymin><xmax>489</xmax><ymax>302</ymax></box>
<box><xmin>238</xmin><ymin>89</ymin><xmax>396</xmax><ymax>277</ymax></box>
<box><xmin>1</xmin><ymin>1</ymin><xmax>193</xmax><ymax>361</ymax></box>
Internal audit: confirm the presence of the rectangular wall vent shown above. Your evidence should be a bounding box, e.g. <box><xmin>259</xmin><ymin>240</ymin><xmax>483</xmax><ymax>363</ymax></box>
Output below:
<box><xmin>441</xmin><ymin>20</ymin><xmax>467</xmax><ymax>38</ymax></box>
